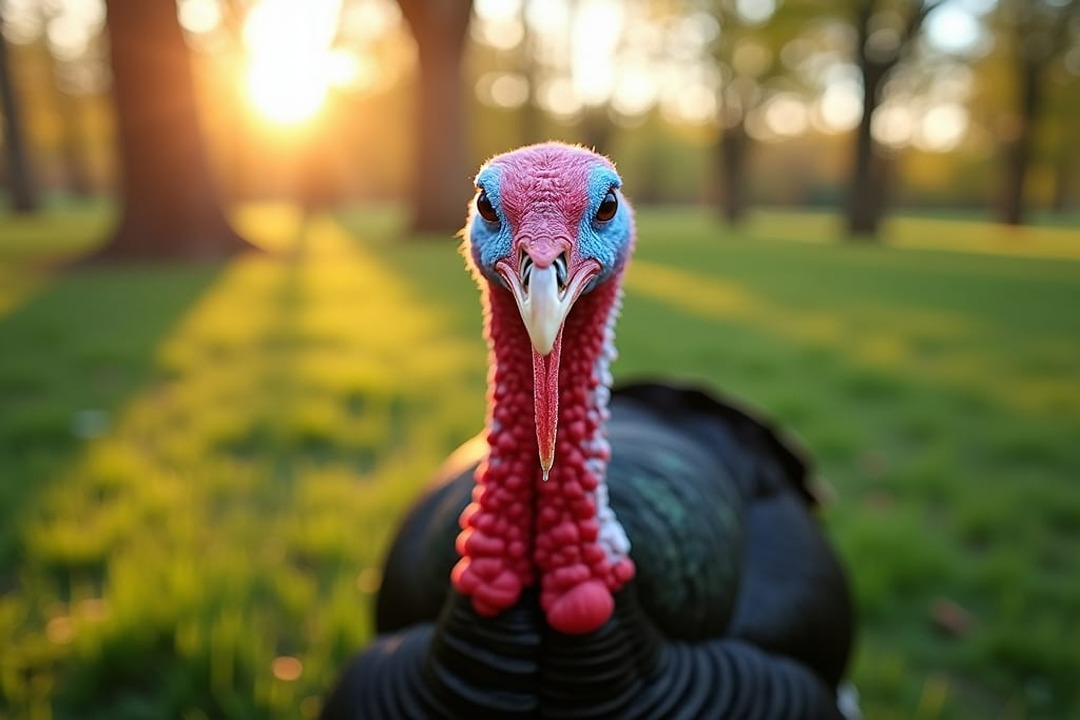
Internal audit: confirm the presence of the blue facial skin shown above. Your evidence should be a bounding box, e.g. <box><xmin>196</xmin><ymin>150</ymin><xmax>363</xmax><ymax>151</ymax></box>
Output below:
<box><xmin>578</xmin><ymin>166</ymin><xmax>633</xmax><ymax>288</ymax></box>
<box><xmin>469</xmin><ymin>165</ymin><xmax>512</xmax><ymax>281</ymax></box>
<box><xmin>469</xmin><ymin>163</ymin><xmax>633</xmax><ymax>293</ymax></box>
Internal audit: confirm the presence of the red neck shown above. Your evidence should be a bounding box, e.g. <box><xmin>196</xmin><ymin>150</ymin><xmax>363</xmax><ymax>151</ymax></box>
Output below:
<box><xmin>451</xmin><ymin>275</ymin><xmax>635</xmax><ymax>635</ymax></box>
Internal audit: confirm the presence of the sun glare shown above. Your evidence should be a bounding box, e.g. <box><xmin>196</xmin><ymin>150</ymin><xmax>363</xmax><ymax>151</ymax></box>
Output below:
<box><xmin>243</xmin><ymin>0</ymin><xmax>342</xmax><ymax>125</ymax></box>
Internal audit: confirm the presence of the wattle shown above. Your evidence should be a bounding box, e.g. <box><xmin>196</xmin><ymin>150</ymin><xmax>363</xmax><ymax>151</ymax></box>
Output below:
<box><xmin>451</xmin><ymin>273</ymin><xmax>635</xmax><ymax>634</ymax></box>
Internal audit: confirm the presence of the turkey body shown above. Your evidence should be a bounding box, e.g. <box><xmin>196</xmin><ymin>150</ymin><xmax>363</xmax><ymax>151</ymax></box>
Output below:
<box><xmin>322</xmin><ymin>143</ymin><xmax>853</xmax><ymax>719</ymax></box>
<box><xmin>323</xmin><ymin>382</ymin><xmax>854</xmax><ymax>719</ymax></box>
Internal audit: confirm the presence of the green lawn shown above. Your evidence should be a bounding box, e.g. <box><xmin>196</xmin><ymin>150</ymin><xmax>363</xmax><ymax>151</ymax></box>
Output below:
<box><xmin>1</xmin><ymin>203</ymin><xmax>1078</xmax><ymax>719</ymax></box>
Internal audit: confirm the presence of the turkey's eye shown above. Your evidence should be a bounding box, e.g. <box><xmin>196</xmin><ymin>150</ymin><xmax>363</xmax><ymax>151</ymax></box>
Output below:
<box><xmin>476</xmin><ymin>189</ymin><xmax>498</xmax><ymax>223</ymax></box>
<box><xmin>595</xmin><ymin>190</ymin><xmax>618</xmax><ymax>222</ymax></box>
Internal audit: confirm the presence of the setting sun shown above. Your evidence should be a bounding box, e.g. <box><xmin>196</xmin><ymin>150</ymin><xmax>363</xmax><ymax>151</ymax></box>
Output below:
<box><xmin>243</xmin><ymin>0</ymin><xmax>344</xmax><ymax>125</ymax></box>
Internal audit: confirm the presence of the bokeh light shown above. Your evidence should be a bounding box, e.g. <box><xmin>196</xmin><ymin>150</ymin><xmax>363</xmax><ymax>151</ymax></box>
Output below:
<box><xmin>243</xmin><ymin>0</ymin><xmax>343</xmax><ymax>125</ymax></box>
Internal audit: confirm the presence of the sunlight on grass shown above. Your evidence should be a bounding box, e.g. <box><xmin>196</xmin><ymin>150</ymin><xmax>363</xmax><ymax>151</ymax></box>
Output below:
<box><xmin>0</xmin><ymin>204</ymin><xmax>115</xmax><ymax>320</ymax></box>
<box><xmin>230</xmin><ymin>202</ymin><xmax>308</xmax><ymax>253</ymax></box>
<box><xmin>0</xmin><ymin>266</ymin><xmax>47</xmax><ymax>319</ymax></box>
<box><xmin>627</xmin><ymin>260</ymin><xmax>760</xmax><ymax>317</ymax></box>
<box><xmin>3</xmin><ymin>215</ymin><xmax>483</xmax><ymax>717</ymax></box>
<box><xmin>626</xmin><ymin>259</ymin><xmax>1080</xmax><ymax>423</ymax></box>
<box><xmin>0</xmin><ymin>203</ymin><xmax>114</xmax><ymax>261</ymax></box>
<box><xmin>2</xmin><ymin>205</ymin><xmax>1078</xmax><ymax>718</ymax></box>
<box><xmin>887</xmin><ymin>216</ymin><xmax>1080</xmax><ymax>260</ymax></box>
<box><xmin>749</xmin><ymin>209</ymin><xmax>1080</xmax><ymax>260</ymax></box>
<box><xmin>619</xmin><ymin>235</ymin><xmax>1080</xmax><ymax>718</ymax></box>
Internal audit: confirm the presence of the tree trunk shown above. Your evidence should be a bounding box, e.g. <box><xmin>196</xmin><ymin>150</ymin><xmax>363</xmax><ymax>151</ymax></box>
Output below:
<box><xmin>846</xmin><ymin>61</ymin><xmax>886</xmax><ymax>238</ymax></box>
<box><xmin>0</xmin><ymin>12</ymin><xmax>39</xmax><ymax>213</ymax></box>
<box><xmin>399</xmin><ymin>0</ymin><xmax>473</xmax><ymax>234</ymax></box>
<box><xmin>518</xmin><ymin>0</ymin><xmax>543</xmax><ymax>146</ymax></box>
<box><xmin>580</xmin><ymin>105</ymin><xmax>614</xmax><ymax>157</ymax></box>
<box><xmin>634</xmin><ymin>111</ymin><xmax>663</xmax><ymax>204</ymax></box>
<box><xmin>299</xmin><ymin>99</ymin><xmax>343</xmax><ymax>214</ymax></box>
<box><xmin>844</xmin><ymin>0</ymin><xmax>940</xmax><ymax>240</ymax></box>
<box><xmin>999</xmin><ymin>59</ymin><xmax>1042</xmax><ymax>226</ymax></box>
<box><xmin>88</xmin><ymin>0</ymin><xmax>251</xmax><ymax>263</ymax></box>
<box><xmin>713</xmin><ymin>74</ymin><xmax>752</xmax><ymax>228</ymax></box>
<box><xmin>718</xmin><ymin>120</ymin><xmax>748</xmax><ymax>227</ymax></box>
<box><xmin>55</xmin><ymin>89</ymin><xmax>94</xmax><ymax>198</ymax></box>
<box><xmin>845</xmin><ymin>0</ymin><xmax>875</xmax><ymax>239</ymax></box>
<box><xmin>1051</xmin><ymin>148</ymin><xmax>1072</xmax><ymax>214</ymax></box>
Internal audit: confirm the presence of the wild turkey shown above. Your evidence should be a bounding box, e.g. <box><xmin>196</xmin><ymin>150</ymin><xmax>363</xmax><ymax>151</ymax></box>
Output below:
<box><xmin>322</xmin><ymin>142</ymin><xmax>855</xmax><ymax>719</ymax></box>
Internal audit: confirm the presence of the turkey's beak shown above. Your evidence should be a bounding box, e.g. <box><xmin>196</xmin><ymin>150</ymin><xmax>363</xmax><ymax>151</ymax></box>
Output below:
<box><xmin>500</xmin><ymin>252</ymin><xmax>599</xmax><ymax>480</ymax></box>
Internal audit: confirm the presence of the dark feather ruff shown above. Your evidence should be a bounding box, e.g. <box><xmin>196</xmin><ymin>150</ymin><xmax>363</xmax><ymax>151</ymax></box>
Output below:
<box><xmin>324</xmin><ymin>381</ymin><xmax>854</xmax><ymax>719</ymax></box>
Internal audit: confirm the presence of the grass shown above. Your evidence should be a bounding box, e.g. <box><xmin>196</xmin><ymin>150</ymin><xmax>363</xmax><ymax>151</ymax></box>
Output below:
<box><xmin>1</xmin><ymin>202</ymin><xmax>1078</xmax><ymax>719</ymax></box>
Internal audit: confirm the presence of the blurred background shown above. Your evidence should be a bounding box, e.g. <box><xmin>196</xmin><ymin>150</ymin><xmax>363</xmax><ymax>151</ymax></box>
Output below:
<box><xmin>0</xmin><ymin>0</ymin><xmax>1078</xmax><ymax>718</ymax></box>
<box><xmin>1</xmin><ymin>0</ymin><xmax>1077</xmax><ymax>228</ymax></box>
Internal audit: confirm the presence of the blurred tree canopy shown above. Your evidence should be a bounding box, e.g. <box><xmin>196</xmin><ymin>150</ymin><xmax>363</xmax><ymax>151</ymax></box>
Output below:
<box><xmin>0</xmin><ymin>0</ymin><xmax>1077</xmax><ymax>244</ymax></box>
<box><xmin>706</xmin><ymin>0</ymin><xmax>825</xmax><ymax>226</ymax></box>
<box><xmin>845</xmin><ymin>0</ymin><xmax>942</xmax><ymax>238</ymax></box>
<box><xmin>994</xmin><ymin>0</ymin><xmax>1079</xmax><ymax>226</ymax></box>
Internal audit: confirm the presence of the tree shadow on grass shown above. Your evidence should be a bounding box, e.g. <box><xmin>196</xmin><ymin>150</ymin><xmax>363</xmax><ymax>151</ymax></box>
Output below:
<box><xmin>0</xmin><ymin>265</ymin><xmax>225</xmax><ymax>584</ymax></box>
<box><xmin>0</xmin><ymin>243</ymin><xmax>325</xmax><ymax>716</ymax></box>
<box><xmin>0</xmin><ymin>212</ymin><xmax>490</xmax><ymax>718</ymax></box>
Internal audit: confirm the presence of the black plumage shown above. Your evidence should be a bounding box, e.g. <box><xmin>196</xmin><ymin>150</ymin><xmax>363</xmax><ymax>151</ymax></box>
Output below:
<box><xmin>323</xmin><ymin>381</ymin><xmax>854</xmax><ymax>719</ymax></box>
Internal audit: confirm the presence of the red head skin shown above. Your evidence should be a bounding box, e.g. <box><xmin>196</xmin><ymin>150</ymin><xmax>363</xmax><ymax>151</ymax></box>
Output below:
<box><xmin>452</xmin><ymin>144</ymin><xmax>636</xmax><ymax>635</ymax></box>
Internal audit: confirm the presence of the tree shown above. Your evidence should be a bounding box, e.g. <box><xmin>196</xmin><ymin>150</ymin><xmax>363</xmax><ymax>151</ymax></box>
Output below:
<box><xmin>997</xmin><ymin>0</ymin><xmax>1079</xmax><ymax>225</ymax></box>
<box><xmin>710</xmin><ymin>2</ymin><xmax>768</xmax><ymax>227</ymax></box>
<box><xmin>846</xmin><ymin>0</ymin><xmax>941</xmax><ymax>238</ymax></box>
<box><xmin>517</xmin><ymin>0</ymin><xmax>544</xmax><ymax>146</ymax></box>
<box><xmin>86</xmin><ymin>0</ymin><xmax>251</xmax><ymax>263</ymax></box>
<box><xmin>0</xmin><ymin>6</ymin><xmax>38</xmax><ymax>212</ymax></box>
<box><xmin>1049</xmin><ymin>84</ymin><xmax>1080</xmax><ymax>212</ymax></box>
<box><xmin>397</xmin><ymin>0</ymin><xmax>474</xmax><ymax>233</ymax></box>
<box><xmin>706</xmin><ymin>0</ymin><xmax>819</xmax><ymax>226</ymax></box>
